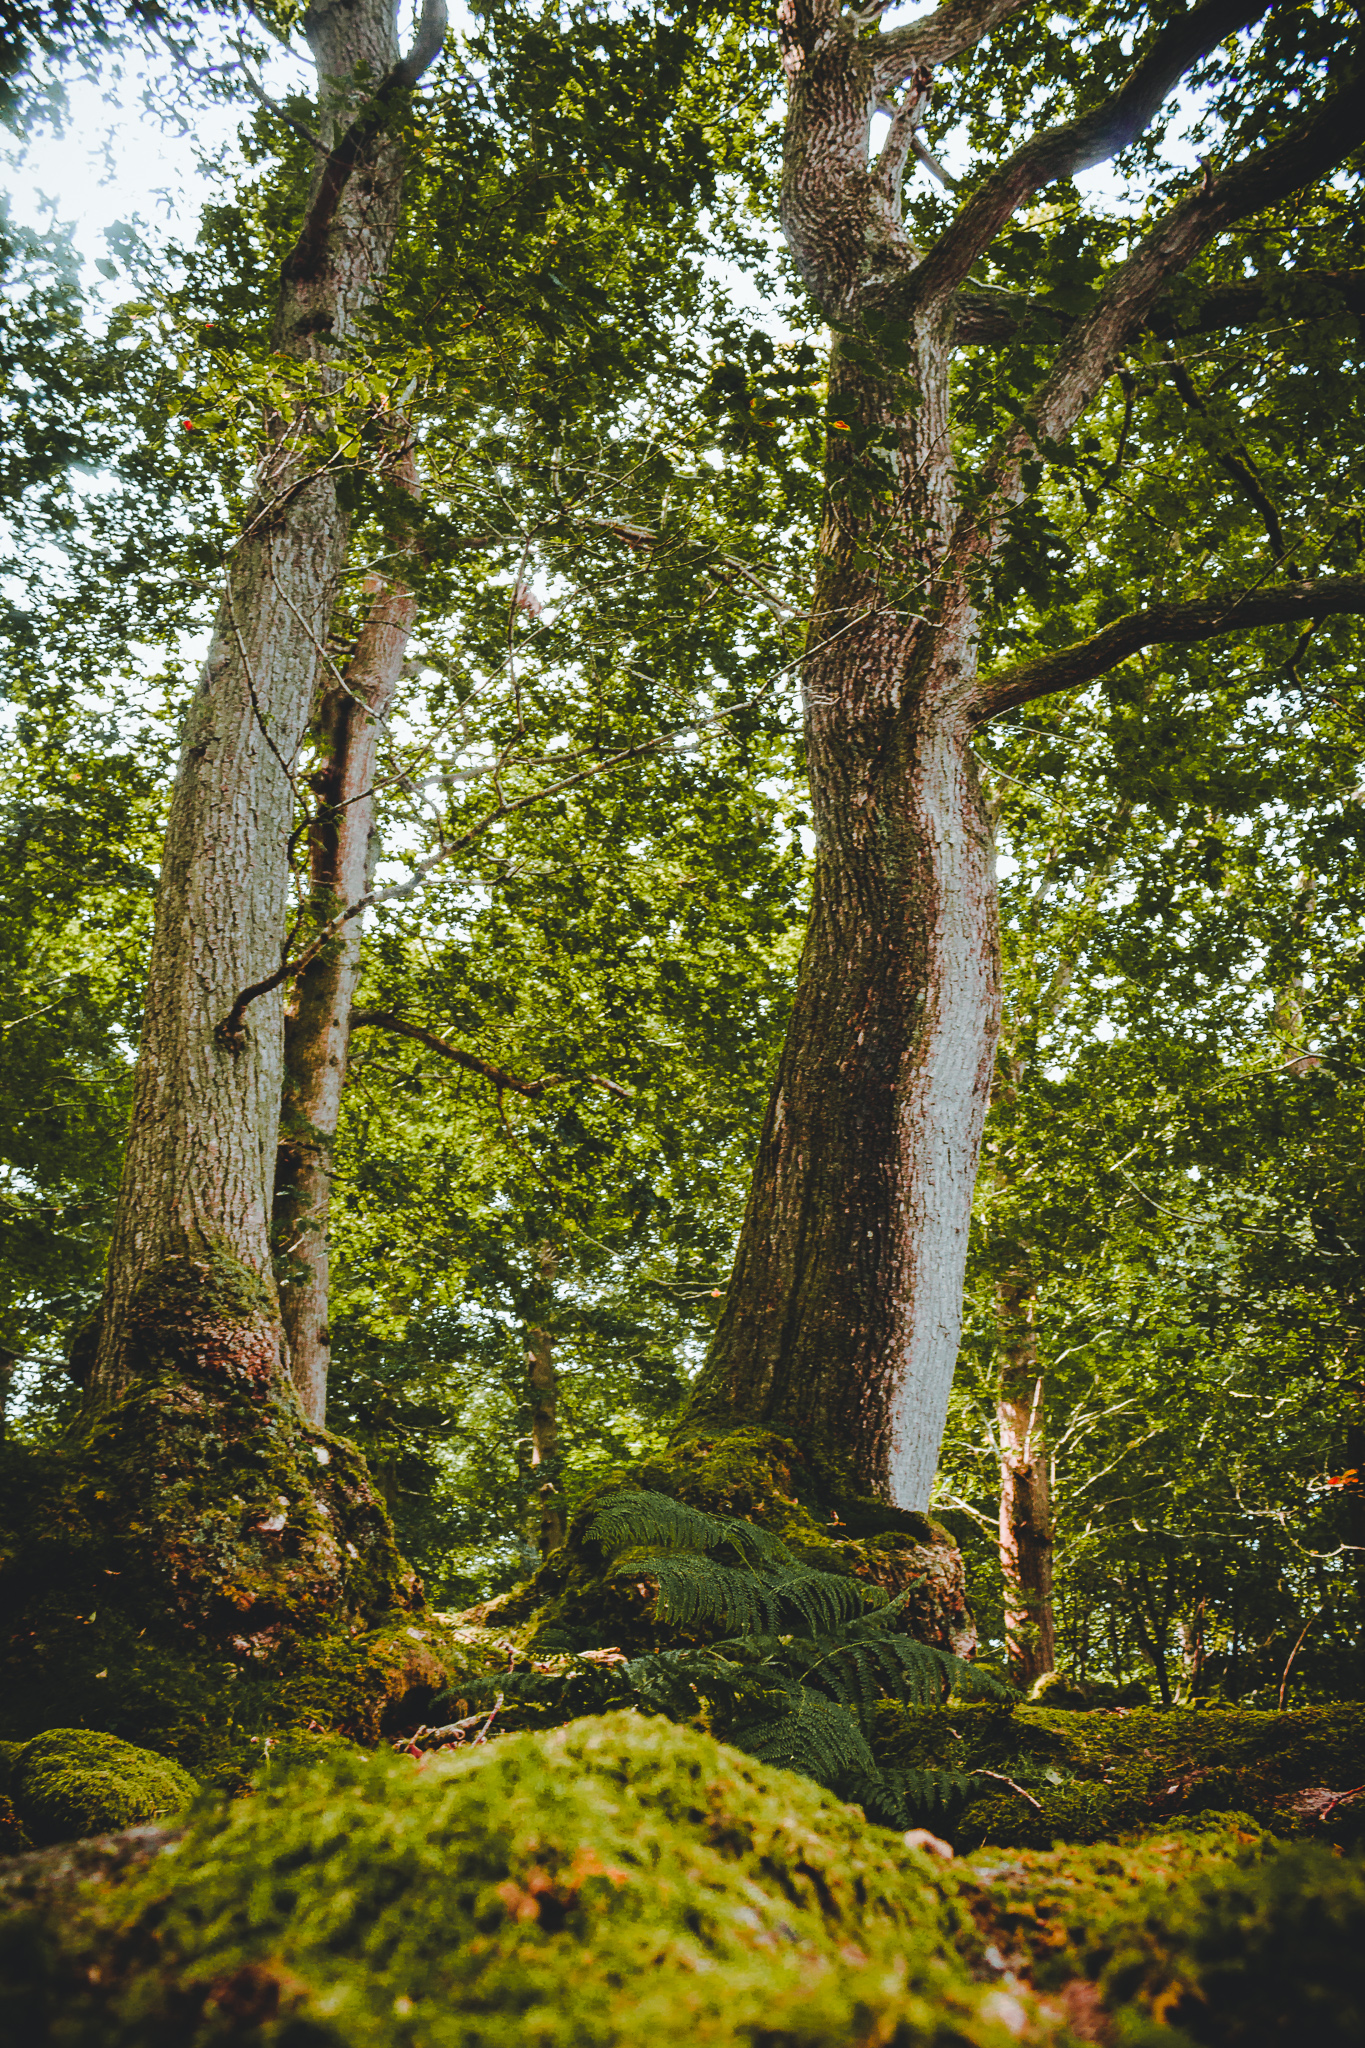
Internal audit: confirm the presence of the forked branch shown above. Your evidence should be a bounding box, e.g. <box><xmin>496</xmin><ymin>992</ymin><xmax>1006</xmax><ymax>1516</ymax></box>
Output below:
<box><xmin>283</xmin><ymin>0</ymin><xmax>448</xmax><ymax>285</ymax></box>
<box><xmin>874</xmin><ymin>0</ymin><xmax>1030</xmax><ymax>90</ymax></box>
<box><xmin>1026</xmin><ymin>53</ymin><xmax>1365</xmax><ymax>447</ymax></box>
<box><xmin>900</xmin><ymin>0</ymin><xmax>1264</xmax><ymax>318</ymax></box>
<box><xmin>972</xmin><ymin>578</ymin><xmax>1365</xmax><ymax>722</ymax></box>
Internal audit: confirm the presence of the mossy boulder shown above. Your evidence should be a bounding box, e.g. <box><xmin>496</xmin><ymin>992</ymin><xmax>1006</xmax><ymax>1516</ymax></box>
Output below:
<box><xmin>955</xmin><ymin>1823</ymin><xmax>1365</xmax><ymax>2046</ymax></box>
<box><xmin>466</xmin><ymin>1427</ymin><xmax>975</xmax><ymax>1659</ymax></box>
<box><xmin>4</xmin><ymin>1730</ymin><xmax>198</xmax><ymax>1849</ymax></box>
<box><xmin>0</xmin><ymin>1712</ymin><xmax>1040</xmax><ymax>2046</ymax></box>
<box><xmin>1028</xmin><ymin>1669</ymin><xmax>1150</xmax><ymax>1710</ymax></box>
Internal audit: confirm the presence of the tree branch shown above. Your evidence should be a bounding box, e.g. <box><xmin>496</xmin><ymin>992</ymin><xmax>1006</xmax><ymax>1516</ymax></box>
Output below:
<box><xmin>874</xmin><ymin>0</ymin><xmax>1031</xmax><ymax>90</ymax></box>
<box><xmin>282</xmin><ymin>0</ymin><xmax>448</xmax><ymax>285</ymax></box>
<box><xmin>1026</xmin><ymin>53</ymin><xmax>1365</xmax><ymax>447</ymax></box>
<box><xmin>972</xmin><ymin>578</ymin><xmax>1365</xmax><ymax>722</ymax></box>
<box><xmin>348</xmin><ymin>1010</ymin><xmax>632</xmax><ymax>1100</ymax></box>
<box><xmin>952</xmin><ymin>267</ymin><xmax>1365</xmax><ymax>346</ymax></box>
<box><xmin>900</xmin><ymin>0</ymin><xmax>1265</xmax><ymax>319</ymax></box>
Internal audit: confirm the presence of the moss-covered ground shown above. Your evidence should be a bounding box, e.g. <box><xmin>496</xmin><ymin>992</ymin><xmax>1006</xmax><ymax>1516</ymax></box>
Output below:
<box><xmin>1</xmin><ymin>1712</ymin><xmax>1361</xmax><ymax>2046</ymax></box>
<box><xmin>869</xmin><ymin>1701</ymin><xmax>1365</xmax><ymax>1850</ymax></box>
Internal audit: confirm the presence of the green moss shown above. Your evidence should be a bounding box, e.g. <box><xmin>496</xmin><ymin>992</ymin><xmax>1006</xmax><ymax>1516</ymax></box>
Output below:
<box><xmin>4</xmin><ymin>1713</ymin><xmax>1038</xmax><ymax>2046</ymax></box>
<box><xmin>0</xmin><ymin>1250</ymin><xmax>493</xmax><ymax>1774</ymax></box>
<box><xmin>954</xmin><ymin>1824</ymin><xmax>1365</xmax><ymax>2045</ymax></box>
<box><xmin>468</xmin><ymin>1428</ymin><xmax>974</xmax><ymax>1660</ymax></box>
<box><xmin>869</xmin><ymin>1702</ymin><xmax>1365</xmax><ymax>1849</ymax></box>
<box><xmin>8</xmin><ymin>1730</ymin><xmax>198</xmax><ymax>1849</ymax></box>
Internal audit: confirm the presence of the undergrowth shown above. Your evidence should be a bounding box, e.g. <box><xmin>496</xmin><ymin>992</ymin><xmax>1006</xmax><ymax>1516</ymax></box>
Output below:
<box><xmin>437</xmin><ymin>1489</ymin><xmax>1004</xmax><ymax>1830</ymax></box>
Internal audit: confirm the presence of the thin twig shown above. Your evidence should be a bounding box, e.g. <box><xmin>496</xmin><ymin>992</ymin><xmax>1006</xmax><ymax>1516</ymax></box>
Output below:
<box><xmin>970</xmin><ymin>1768</ymin><xmax>1043</xmax><ymax>1811</ymax></box>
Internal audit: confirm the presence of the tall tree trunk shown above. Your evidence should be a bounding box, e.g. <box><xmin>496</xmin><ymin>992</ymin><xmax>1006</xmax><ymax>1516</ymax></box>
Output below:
<box><xmin>687</xmin><ymin>349</ymin><xmax>1001</xmax><ymax>1510</ymax></box>
<box><xmin>996</xmin><ymin>1270</ymin><xmax>1055</xmax><ymax>1686</ymax></box>
<box><xmin>273</xmin><ymin>550</ymin><xmax>414</xmax><ymax>1424</ymax></box>
<box><xmin>522</xmin><ymin>1245</ymin><xmax>566</xmax><ymax>1556</ymax></box>
<box><xmin>92</xmin><ymin>0</ymin><xmax>441</xmax><ymax>1398</ymax></box>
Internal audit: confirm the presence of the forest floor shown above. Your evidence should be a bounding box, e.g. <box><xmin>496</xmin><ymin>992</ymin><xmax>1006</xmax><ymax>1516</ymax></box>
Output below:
<box><xmin>2</xmin><ymin>1427</ymin><xmax>1362</xmax><ymax>2042</ymax></box>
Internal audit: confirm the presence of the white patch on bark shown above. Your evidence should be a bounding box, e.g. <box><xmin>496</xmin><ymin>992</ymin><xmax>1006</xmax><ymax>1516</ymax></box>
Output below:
<box><xmin>888</xmin><ymin>725</ymin><xmax>998</xmax><ymax>1509</ymax></box>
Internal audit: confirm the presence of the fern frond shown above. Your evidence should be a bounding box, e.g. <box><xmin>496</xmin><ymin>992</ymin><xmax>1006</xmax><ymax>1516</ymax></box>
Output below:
<box><xmin>616</xmin><ymin>1550</ymin><xmax>780</xmax><ymax>1633</ymax></box>
<box><xmin>839</xmin><ymin>1768</ymin><xmax>977</xmax><ymax>1833</ymax></box>
<box><xmin>730</xmin><ymin>1683</ymin><xmax>879</xmax><ymax>1787</ymax></box>
<box><xmin>585</xmin><ymin>1488</ymin><xmax>790</xmax><ymax>1566</ymax></box>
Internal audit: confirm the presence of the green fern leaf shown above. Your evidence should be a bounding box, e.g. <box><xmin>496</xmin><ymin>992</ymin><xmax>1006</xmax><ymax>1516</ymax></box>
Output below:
<box><xmin>585</xmin><ymin>1489</ymin><xmax>790</xmax><ymax>1566</ymax></box>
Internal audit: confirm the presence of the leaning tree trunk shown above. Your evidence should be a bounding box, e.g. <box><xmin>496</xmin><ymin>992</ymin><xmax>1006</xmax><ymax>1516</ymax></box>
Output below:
<box><xmin>274</xmin><ymin>545</ymin><xmax>414</xmax><ymax>1423</ymax></box>
<box><xmin>94</xmin><ymin>0</ymin><xmax>439</xmax><ymax>1401</ymax></box>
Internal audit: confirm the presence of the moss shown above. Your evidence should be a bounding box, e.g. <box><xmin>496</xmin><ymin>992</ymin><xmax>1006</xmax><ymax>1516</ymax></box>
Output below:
<box><xmin>467</xmin><ymin>1428</ymin><xmax>974</xmax><ymax>1660</ymax></box>
<box><xmin>869</xmin><ymin>1702</ymin><xmax>1365</xmax><ymax>1849</ymax></box>
<box><xmin>7</xmin><ymin>1730</ymin><xmax>198</xmax><ymax>1849</ymax></box>
<box><xmin>0</xmin><ymin>1245</ymin><xmax>507</xmax><ymax>1772</ymax></box>
<box><xmin>3</xmin><ymin>1712</ymin><xmax>1045</xmax><ymax>2046</ymax></box>
<box><xmin>953</xmin><ymin>1823</ymin><xmax>1365</xmax><ymax>2045</ymax></box>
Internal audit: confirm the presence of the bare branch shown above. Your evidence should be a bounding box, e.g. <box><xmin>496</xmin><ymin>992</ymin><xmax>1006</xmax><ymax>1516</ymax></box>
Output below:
<box><xmin>910</xmin><ymin>130</ymin><xmax>961</xmax><ymax>192</ymax></box>
<box><xmin>217</xmin><ymin>695</ymin><xmax>759</xmax><ymax>1046</ymax></box>
<box><xmin>232</xmin><ymin>43</ymin><xmax>324</xmax><ymax>149</ymax></box>
<box><xmin>900</xmin><ymin>0</ymin><xmax>1266</xmax><ymax>319</ymax></box>
<box><xmin>973</xmin><ymin>578</ymin><xmax>1365</xmax><ymax>722</ymax></box>
<box><xmin>348</xmin><ymin>1009</ymin><xmax>632</xmax><ymax>1100</ymax></box>
<box><xmin>953</xmin><ymin>267</ymin><xmax>1365</xmax><ymax>346</ymax></box>
<box><xmin>1027</xmin><ymin>61</ymin><xmax>1365</xmax><ymax>447</ymax></box>
<box><xmin>874</xmin><ymin>0</ymin><xmax>1031</xmax><ymax>91</ymax></box>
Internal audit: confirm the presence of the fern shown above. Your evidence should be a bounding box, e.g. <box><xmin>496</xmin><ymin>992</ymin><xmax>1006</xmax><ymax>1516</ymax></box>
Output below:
<box><xmin>731</xmin><ymin>1682</ymin><xmax>879</xmax><ymax>1784</ymax></box>
<box><xmin>839</xmin><ymin>1768</ymin><xmax>977</xmax><ymax>1834</ymax></box>
<box><xmin>585</xmin><ymin>1489</ymin><xmax>789</xmax><ymax>1566</ymax></box>
<box><xmin>431</xmin><ymin>1485</ymin><xmax>1013</xmax><ymax>1840</ymax></box>
<box><xmin>615</xmin><ymin>1548</ymin><xmax>875</xmax><ymax>1639</ymax></box>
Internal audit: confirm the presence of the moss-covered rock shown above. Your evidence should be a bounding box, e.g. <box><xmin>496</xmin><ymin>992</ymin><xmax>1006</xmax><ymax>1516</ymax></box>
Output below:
<box><xmin>6</xmin><ymin>1730</ymin><xmax>198</xmax><ymax>1849</ymax></box>
<box><xmin>467</xmin><ymin>1427</ymin><xmax>974</xmax><ymax>1659</ymax></box>
<box><xmin>870</xmin><ymin>1700</ymin><xmax>1365</xmax><ymax>1848</ymax></box>
<box><xmin>0</xmin><ymin>1712</ymin><xmax>1045</xmax><ymax>2046</ymax></box>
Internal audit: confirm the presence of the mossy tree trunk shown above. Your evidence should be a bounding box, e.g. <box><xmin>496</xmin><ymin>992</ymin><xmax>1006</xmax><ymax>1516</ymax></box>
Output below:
<box><xmin>686</xmin><ymin>0</ymin><xmax>1365</xmax><ymax>1508</ymax></box>
<box><xmin>94</xmin><ymin>0</ymin><xmax>444</xmax><ymax>1403</ymax></box>
<box><xmin>273</xmin><ymin>533</ymin><xmax>415</xmax><ymax>1425</ymax></box>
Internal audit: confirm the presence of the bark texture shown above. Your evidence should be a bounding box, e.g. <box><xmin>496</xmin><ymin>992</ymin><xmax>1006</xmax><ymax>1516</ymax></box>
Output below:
<box><xmin>274</xmin><ymin>558</ymin><xmax>413</xmax><ymax>1422</ymax></box>
<box><xmin>686</xmin><ymin>0</ymin><xmax>1365</xmax><ymax>1508</ymax></box>
<box><xmin>94</xmin><ymin>0</ymin><xmax>439</xmax><ymax>1400</ymax></box>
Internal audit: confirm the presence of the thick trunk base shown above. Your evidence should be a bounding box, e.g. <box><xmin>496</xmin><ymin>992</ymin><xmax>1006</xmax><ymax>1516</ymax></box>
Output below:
<box><xmin>0</xmin><ymin>1257</ymin><xmax>486</xmax><ymax>1772</ymax></box>
<box><xmin>466</xmin><ymin>1426</ymin><xmax>976</xmax><ymax>1660</ymax></box>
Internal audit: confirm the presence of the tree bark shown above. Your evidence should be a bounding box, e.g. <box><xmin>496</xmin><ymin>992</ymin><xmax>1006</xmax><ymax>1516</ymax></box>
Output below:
<box><xmin>273</xmin><ymin>551</ymin><xmax>414</xmax><ymax>1424</ymax></box>
<box><xmin>996</xmin><ymin>1271</ymin><xmax>1055</xmax><ymax>1686</ymax></box>
<box><xmin>93</xmin><ymin>0</ymin><xmax>440</xmax><ymax>1398</ymax></box>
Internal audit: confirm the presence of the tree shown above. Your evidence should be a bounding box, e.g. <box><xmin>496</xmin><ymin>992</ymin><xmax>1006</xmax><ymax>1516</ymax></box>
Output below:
<box><xmin>688</xmin><ymin>0</ymin><xmax>1365</xmax><ymax>1507</ymax></box>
